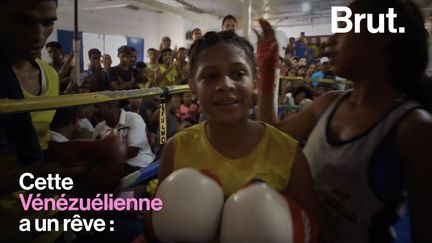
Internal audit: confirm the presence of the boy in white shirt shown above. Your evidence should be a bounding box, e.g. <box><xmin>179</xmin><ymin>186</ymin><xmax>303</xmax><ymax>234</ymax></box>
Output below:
<box><xmin>94</xmin><ymin>101</ymin><xmax>155</xmax><ymax>175</ymax></box>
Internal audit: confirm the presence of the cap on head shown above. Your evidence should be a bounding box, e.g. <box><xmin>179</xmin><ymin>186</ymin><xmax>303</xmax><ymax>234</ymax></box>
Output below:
<box><xmin>320</xmin><ymin>56</ymin><xmax>330</xmax><ymax>64</ymax></box>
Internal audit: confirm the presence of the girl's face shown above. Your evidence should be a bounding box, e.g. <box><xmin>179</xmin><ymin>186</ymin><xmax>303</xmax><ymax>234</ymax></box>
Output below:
<box><xmin>190</xmin><ymin>42</ymin><xmax>255</xmax><ymax>124</ymax></box>
<box><xmin>182</xmin><ymin>92</ymin><xmax>192</xmax><ymax>105</ymax></box>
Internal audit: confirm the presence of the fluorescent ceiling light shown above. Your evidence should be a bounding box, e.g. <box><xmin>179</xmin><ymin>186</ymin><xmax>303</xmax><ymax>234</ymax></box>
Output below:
<box><xmin>84</xmin><ymin>4</ymin><xmax>128</xmax><ymax>10</ymax></box>
<box><xmin>302</xmin><ymin>2</ymin><xmax>311</xmax><ymax>12</ymax></box>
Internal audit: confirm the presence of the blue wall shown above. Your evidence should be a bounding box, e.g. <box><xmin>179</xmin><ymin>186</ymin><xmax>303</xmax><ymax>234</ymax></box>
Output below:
<box><xmin>127</xmin><ymin>37</ymin><xmax>145</xmax><ymax>63</ymax></box>
<box><xmin>57</xmin><ymin>30</ymin><xmax>145</xmax><ymax>70</ymax></box>
<box><xmin>57</xmin><ymin>30</ymin><xmax>84</xmax><ymax>70</ymax></box>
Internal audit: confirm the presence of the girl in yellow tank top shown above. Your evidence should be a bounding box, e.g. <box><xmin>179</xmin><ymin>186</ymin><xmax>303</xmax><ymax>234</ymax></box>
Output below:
<box><xmin>158</xmin><ymin>31</ymin><xmax>320</xmax><ymax>221</ymax></box>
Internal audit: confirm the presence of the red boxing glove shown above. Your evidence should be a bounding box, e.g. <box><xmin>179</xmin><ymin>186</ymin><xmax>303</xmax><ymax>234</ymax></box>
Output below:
<box><xmin>256</xmin><ymin>38</ymin><xmax>279</xmax><ymax>92</ymax></box>
<box><xmin>48</xmin><ymin>135</ymin><xmax>126</xmax><ymax>195</ymax></box>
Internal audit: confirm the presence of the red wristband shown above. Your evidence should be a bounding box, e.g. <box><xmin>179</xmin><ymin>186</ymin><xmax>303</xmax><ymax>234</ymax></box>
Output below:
<box><xmin>256</xmin><ymin>38</ymin><xmax>279</xmax><ymax>92</ymax></box>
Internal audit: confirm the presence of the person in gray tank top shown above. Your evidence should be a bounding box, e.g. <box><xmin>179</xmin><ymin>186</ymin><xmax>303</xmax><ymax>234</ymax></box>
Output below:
<box><xmin>256</xmin><ymin>0</ymin><xmax>432</xmax><ymax>242</ymax></box>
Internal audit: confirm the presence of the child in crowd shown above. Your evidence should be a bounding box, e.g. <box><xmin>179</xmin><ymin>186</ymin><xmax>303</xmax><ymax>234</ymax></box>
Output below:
<box><xmin>177</xmin><ymin>91</ymin><xmax>199</xmax><ymax>122</ymax></box>
<box><xmin>175</xmin><ymin>47</ymin><xmax>189</xmax><ymax>84</ymax></box>
<box><xmin>155</xmin><ymin>48</ymin><xmax>179</xmax><ymax>87</ymax></box>
<box><xmin>191</xmin><ymin>28</ymin><xmax>203</xmax><ymax>41</ymax></box>
<box><xmin>135</xmin><ymin>61</ymin><xmax>150</xmax><ymax>88</ymax></box>
<box><xmin>221</xmin><ymin>15</ymin><xmax>237</xmax><ymax>31</ymax></box>
<box><xmin>110</xmin><ymin>45</ymin><xmax>137</xmax><ymax>90</ymax></box>
<box><xmin>146</xmin><ymin>48</ymin><xmax>159</xmax><ymax>87</ymax></box>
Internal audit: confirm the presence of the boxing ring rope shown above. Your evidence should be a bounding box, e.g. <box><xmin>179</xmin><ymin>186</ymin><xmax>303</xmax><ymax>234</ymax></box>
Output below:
<box><xmin>280</xmin><ymin>76</ymin><xmax>354</xmax><ymax>85</ymax></box>
<box><xmin>0</xmin><ymin>78</ymin><xmax>352</xmax><ymax>115</ymax></box>
<box><xmin>0</xmin><ymin>85</ymin><xmax>190</xmax><ymax>115</ymax></box>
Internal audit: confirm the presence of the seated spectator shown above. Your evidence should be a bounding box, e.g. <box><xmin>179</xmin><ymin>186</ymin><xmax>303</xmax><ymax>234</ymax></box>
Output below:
<box><xmin>80</xmin><ymin>48</ymin><xmax>110</xmax><ymax>91</ymax></box>
<box><xmin>94</xmin><ymin>101</ymin><xmax>155</xmax><ymax>175</ymax></box>
<box><xmin>292</xmin><ymin>86</ymin><xmax>313</xmax><ymax>109</ymax></box>
<box><xmin>146</xmin><ymin>48</ymin><xmax>159</xmax><ymax>87</ymax></box>
<box><xmin>298</xmin><ymin>57</ymin><xmax>307</xmax><ymax>67</ymax></box>
<box><xmin>284</xmin><ymin>37</ymin><xmax>295</xmax><ymax>59</ymax></box>
<box><xmin>49</xmin><ymin>107</ymin><xmax>78</xmax><ymax>142</ymax></box>
<box><xmin>130</xmin><ymin>47</ymin><xmax>138</xmax><ymax>68</ymax></box>
<box><xmin>110</xmin><ymin>46</ymin><xmax>137</xmax><ymax>90</ymax></box>
<box><xmin>45</xmin><ymin>41</ymin><xmax>64</xmax><ymax>72</ymax></box>
<box><xmin>279</xmin><ymin>58</ymin><xmax>291</xmax><ymax>77</ymax></box>
<box><xmin>221</xmin><ymin>15</ymin><xmax>237</xmax><ymax>31</ymax></box>
<box><xmin>295</xmin><ymin>32</ymin><xmax>307</xmax><ymax>58</ymax></box>
<box><xmin>158</xmin><ymin>36</ymin><xmax>171</xmax><ymax>64</ymax></box>
<box><xmin>139</xmin><ymin>96</ymin><xmax>160</xmax><ymax>134</ymax></box>
<box><xmin>178</xmin><ymin>91</ymin><xmax>199</xmax><ymax>122</ymax></box>
<box><xmin>285</xmin><ymin>86</ymin><xmax>313</xmax><ymax>108</ymax></box>
<box><xmin>278</xmin><ymin>79</ymin><xmax>292</xmax><ymax>105</ymax></box>
<box><xmin>311</xmin><ymin>56</ymin><xmax>330</xmax><ymax>87</ymax></box>
<box><xmin>191</xmin><ymin>28</ymin><xmax>203</xmax><ymax>41</ymax></box>
<box><xmin>306</xmin><ymin>63</ymin><xmax>317</xmax><ymax>78</ymax></box>
<box><xmin>306</xmin><ymin>37</ymin><xmax>315</xmax><ymax>65</ymax></box>
<box><xmin>290</xmin><ymin>56</ymin><xmax>299</xmax><ymax>69</ymax></box>
<box><xmin>287</xmin><ymin>67</ymin><xmax>297</xmax><ymax>77</ymax></box>
<box><xmin>102</xmin><ymin>54</ymin><xmax>112</xmax><ymax>73</ymax></box>
<box><xmin>175</xmin><ymin>47</ymin><xmax>189</xmax><ymax>84</ymax></box>
<box><xmin>128</xmin><ymin>98</ymin><xmax>143</xmax><ymax>114</ymax></box>
<box><xmin>324</xmin><ymin>70</ymin><xmax>336</xmax><ymax>80</ymax></box>
<box><xmin>154</xmin><ymin>48</ymin><xmax>179</xmax><ymax>87</ymax></box>
<box><xmin>159</xmin><ymin>36</ymin><xmax>171</xmax><ymax>51</ymax></box>
<box><xmin>135</xmin><ymin>61</ymin><xmax>150</xmax><ymax>88</ymax></box>
<box><xmin>297</xmin><ymin>65</ymin><xmax>307</xmax><ymax>78</ymax></box>
<box><xmin>75</xmin><ymin>104</ymin><xmax>95</xmax><ymax>139</ymax></box>
<box><xmin>46</xmin><ymin>41</ymin><xmax>75</xmax><ymax>92</ymax></box>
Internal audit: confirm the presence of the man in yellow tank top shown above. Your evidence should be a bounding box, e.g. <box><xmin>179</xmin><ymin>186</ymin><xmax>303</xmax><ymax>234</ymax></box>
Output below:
<box><xmin>0</xmin><ymin>1</ymin><xmax>93</xmax><ymax>242</ymax></box>
<box><xmin>158</xmin><ymin>29</ymin><xmax>321</xmax><ymax>223</ymax></box>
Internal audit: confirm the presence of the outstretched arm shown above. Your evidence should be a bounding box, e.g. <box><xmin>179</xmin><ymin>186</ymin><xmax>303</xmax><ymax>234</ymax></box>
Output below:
<box><xmin>255</xmin><ymin>19</ymin><xmax>339</xmax><ymax>141</ymax></box>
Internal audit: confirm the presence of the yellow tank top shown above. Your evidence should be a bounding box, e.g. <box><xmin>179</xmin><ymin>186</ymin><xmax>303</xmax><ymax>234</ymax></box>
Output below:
<box><xmin>158</xmin><ymin>64</ymin><xmax>178</xmax><ymax>87</ymax></box>
<box><xmin>172</xmin><ymin>122</ymin><xmax>298</xmax><ymax>197</ymax></box>
<box><xmin>21</xmin><ymin>59</ymin><xmax>59</xmax><ymax>150</ymax></box>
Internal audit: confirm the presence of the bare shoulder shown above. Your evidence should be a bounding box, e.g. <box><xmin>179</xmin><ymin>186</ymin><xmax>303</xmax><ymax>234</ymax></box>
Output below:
<box><xmin>397</xmin><ymin>109</ymin><xmax>432</xmax><ymax>160</ymax></box>
<box><xmin>158</xmin><ymin>137</ymin><xmax>175</xmax><ymax>182</ymax></box>
<box><xmin>398</xmin><ymin>109</ymin><xmax>432</xmax><ymax>139</ymax></box>
<box><xmin>309</xmin><ymin>90</ymin><xmax>344</xmax><ymax>115</ymax></box>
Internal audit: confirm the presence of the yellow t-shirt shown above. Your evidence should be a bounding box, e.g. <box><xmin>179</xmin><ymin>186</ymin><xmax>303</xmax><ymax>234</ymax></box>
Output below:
<box><xmin>158</xmin><ymin>64</ymin><xmax>178</xmax><ymax>87</ymax></box>
<box><xmin>0</xmin><ymin>59</ymin><xmax>61</xmax><ymax>242</ymax></box>
<box><xmin>171</xmin><ymin>122</ymin><xmax>298</xmax><ymax>197</ymax></box>
<box><xmin>146</xmin><ymin>63</ymin><xmax>159</xmax><ymax>87</ymax></box>
<box><xmin>175</xmin><ymin>61</ymin><xmax>189</xmax><ymax>79</ymax></box>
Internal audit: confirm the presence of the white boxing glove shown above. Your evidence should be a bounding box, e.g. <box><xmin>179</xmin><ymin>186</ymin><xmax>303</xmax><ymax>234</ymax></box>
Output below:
<box><xmin>151</xmin><ymin>168</ymin><xmax>224</xmax><ymax>243</ymax></box>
